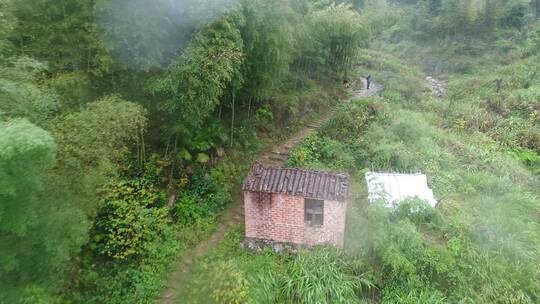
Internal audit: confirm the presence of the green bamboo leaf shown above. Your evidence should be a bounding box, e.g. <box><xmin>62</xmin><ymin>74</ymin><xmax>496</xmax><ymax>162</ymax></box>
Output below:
<box><xmin>196</xmin><ymin>152</ymin><xmax>210</xmax><ymax>163</ymax></box>
<box><xmin>179</xmin><ymin>149</ymin><xmax>192</xmax><ymax>161</ymax></box>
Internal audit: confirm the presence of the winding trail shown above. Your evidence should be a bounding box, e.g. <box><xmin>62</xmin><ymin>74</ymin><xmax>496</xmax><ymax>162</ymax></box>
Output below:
<box><xmin>156</xmin><ymin>77</ymin><xmax>381</xmax><ymax>304</ymax></box>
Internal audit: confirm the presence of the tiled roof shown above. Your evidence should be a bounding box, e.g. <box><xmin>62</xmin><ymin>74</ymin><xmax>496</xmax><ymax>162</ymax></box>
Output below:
<box><xmin>243</xmin><ymin>162</ymin><xmax>349</xmax><ymax>202</ymax></box>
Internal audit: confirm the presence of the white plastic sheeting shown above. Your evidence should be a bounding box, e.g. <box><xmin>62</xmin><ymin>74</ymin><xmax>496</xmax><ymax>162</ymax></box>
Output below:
<box><xmin>365</xmin><ymin>172</ymin><xmax>438</xmax><ymax>208</ymax></box>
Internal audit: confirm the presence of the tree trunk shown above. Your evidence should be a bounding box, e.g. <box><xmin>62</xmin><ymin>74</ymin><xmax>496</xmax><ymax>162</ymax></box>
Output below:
<box><xmin>247</xmin><ymin>96</ymin><xmax>252</xmax><ymax>120</ymax></box>
<box><xmin>167</xmin><ymin>187</ymin><xmax>176</xmax><ymax>208</ymax></box>
<box><xmin>230</xmin><ymin>90</ymin><xmax>235</xmax><ymax>148</ymax></box>
<box><xmin>167</xmin><ymin>136</ymin><xmax>178</xmax><ymax>207</ymax></box>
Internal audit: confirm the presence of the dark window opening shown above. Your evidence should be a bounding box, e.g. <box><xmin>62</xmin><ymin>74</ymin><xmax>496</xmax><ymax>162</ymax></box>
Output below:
<box><xmin>304</xmin><ymin>199</ymin><xmax>324</xmax><ymax>227</ymax></box>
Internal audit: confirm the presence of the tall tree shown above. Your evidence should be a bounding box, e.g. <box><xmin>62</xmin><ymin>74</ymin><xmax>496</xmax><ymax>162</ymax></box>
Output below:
<box><xmin>0</xmin><ymin>57</ymin><xmax>59</xmax><ymax>128</ymax></box>
<box><xmin>148</xmin><ymin>17</ymin><xmax>244</xmax><ymax>138</ymax></box>
<box><xmin>0</xmin><ymin>0</ymin><xmax>16</xmax><ymax>55</ymax></box>
<box><xmin>0</xmin><ymin>119</ymin><xmax>87</xmax><ymax>302</ymax></box>
<box><xmin>49</xmin><ymin>96</ymin><xmax>147</xmax><ymax>215</ymax></box>
<box><xmin>438</xmin><ymin>0</ymin><xmax>475</xmax><ymax>37</ymax></box>
<box><xmin>239</xmin><ymin>0</ymin><xmax>295</xmax><ymax>102</ymax></box>
<box><xmin>296</xmin><ymin>3</ymin><xmax>369</xmax><ymax>79</ymax></box>
<box><xmin>11</xmin><ymin>0</ymin><xmax>106</xmax><ymax>74</ymax></box>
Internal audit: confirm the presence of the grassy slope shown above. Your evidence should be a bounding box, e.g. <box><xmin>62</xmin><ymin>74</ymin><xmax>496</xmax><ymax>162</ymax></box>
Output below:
<box><xmin>346</xmin><ymin>48</ymin><xmax>540</xmax><ymax>302</ymax></box>
<box><xmin>177</xmin><ymin>28</ymin><xmax>540</xmax><ymax>304</ymax></box>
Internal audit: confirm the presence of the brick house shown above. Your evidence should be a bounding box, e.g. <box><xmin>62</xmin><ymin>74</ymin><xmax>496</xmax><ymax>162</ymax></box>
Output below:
<box><xmin>243</xmin><ymin>162</ymin><xmax>349</xmax><ymax>248</ymax></box>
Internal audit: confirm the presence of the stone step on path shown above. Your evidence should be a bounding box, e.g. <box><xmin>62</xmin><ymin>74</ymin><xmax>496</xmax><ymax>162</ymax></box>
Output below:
<box><xmin>271</xmin><ymin>146</ymin><xmax>292</xmax><ymax>155</ymax></box>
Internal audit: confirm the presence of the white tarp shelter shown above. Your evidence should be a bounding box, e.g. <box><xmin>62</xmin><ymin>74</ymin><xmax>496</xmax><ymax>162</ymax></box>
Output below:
<box><xmin>365</xmin><ymin>172</ymin><xmax>438</xmax><ymax>208</ymax></box>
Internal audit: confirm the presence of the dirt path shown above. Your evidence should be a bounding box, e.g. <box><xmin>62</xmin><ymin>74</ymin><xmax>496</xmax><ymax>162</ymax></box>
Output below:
<box><xmin>354</xmin><ymin>77</ymin><xmax>383</xmax><ymax>99</ymax></box>
<box><xmin>156</xmin><ymin>78</ymin><xmax>381</xmax><ymax>304</ymax></box>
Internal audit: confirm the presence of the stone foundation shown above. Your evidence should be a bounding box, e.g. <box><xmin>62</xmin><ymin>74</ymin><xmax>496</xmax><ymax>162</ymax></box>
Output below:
<box><xmin>240</xmin><ymin>237</ymin><xmax>306</xmax><ymax>254</ymax></box>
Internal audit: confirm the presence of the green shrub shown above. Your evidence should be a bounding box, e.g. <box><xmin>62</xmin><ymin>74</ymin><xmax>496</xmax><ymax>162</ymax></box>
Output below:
<box><xmin>277</xmin><ymin>247</ymin><xmax>361</xmax><ymax>304</ymax></box>
<box><xmin>173</xmin><ymin>193</ymin><xmax>217</xmax><ymax>224</ymax></box>
<box><xmin>286</xmin><ymin>134</ymin><xmax>355</xmax><ymax>171</ymax></box>
<box><xmin>172</xmin><ymin>158</ymin><xmax>248</xmax><ymax>225</ymax></box>
<box><xmin>508</xmin><ymin>147</ymin><xmax>540</xmax><ymax>174</ymax></box>
<box><xmin>320</xmin><ymin>99</ymin><xmax>388</xmax><ymax>143</ymax></box>
<box><xmin>179</xmin><ymin>254</ymin><xmax>251</xmax><ymax>304</ymax></box>
<box><xmin>519</xmin><ymin>126</ymin><xmax>540</xmax><ymax>153</ymax></box>
<box><xmin>71</xmin><ymin>228</ymin><xmax>182</xmax><ymax>304</ymax></box>
<box><xmin>209</xmin><ymin>261</ymin><xmax>250</xmax><ymax>304</ymax></box>
<box><xmin>501</xmin><ymin>1</ymin><xmax>528</xmax><ymax>29</ymax></box>
<box><xmin>296</xmin><ymin>3</ymin><xmax>369</xmax><ymax>78</ymax></box>
<box><xmin>91</xmin><ymin>180</ymin><xmax>169</xmax><ymax>260</ymax></box>
<box><xmin>393</xmin><ymin>198</ymin><xmax>445</xmax><ymax>229</ymax></box>
<box><xmin>381</xmin><ymin>288</ymin><xmax>447</xmax><ymax>304</ymax></box>
<box><xmin>69</xmin><ymin>216</ymin><xmax>216</xmax><ymax>304</ymax></box>
<box><xmin>519</xmin><ymin>27</ymin><xmax>540</xmax><ymax>57</ymax></box>
<box><xmin>254</xmin><ymin>106</ymin><xmax>274</xmax><ymax>131</ymax></box>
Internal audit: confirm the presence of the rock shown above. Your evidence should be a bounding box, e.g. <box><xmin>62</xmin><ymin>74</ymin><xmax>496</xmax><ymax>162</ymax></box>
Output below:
<box><xmin>427</xmin><ymin>75</ymin><xmax>445</xmax><ymax>97</ymax></box>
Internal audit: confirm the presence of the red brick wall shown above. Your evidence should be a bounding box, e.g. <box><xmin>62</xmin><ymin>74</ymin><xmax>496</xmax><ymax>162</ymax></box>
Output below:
<box><xmin>244</xmin><ymin>191</ymin><xmax>347</xmax><ymax>247</ymax></box>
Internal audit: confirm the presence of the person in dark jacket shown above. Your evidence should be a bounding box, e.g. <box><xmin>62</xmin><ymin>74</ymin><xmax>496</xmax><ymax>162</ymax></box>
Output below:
<box><xmin>366</xmin><ymin>74</ymin><xmax>372</xmax><ymax>90</ymax></box>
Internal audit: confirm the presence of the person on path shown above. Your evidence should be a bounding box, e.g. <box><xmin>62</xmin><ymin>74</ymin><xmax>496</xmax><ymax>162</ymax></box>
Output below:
<box><xmin>495</xmin><ymin>78</ymin><xmax>502</xmax><ymax>93</ymax></box>
<box><xmin>366</xmin><ymin>74</ymin><xmax>372</xmax><ymax>90</ymax></box>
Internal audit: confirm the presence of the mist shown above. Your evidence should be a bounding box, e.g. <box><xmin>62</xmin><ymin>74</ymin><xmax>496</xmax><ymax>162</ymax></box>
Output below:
<box><xmin>96</xmin><ymin>0</ymin><xmax>238</xmax><ymax>70</ymax></box>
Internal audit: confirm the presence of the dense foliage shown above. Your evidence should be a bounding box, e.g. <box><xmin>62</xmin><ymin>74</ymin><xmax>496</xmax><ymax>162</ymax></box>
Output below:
<box><xmin>0</xmin><ymin>119</ymin><xmax>62</xmax><ymax>300</ymax></box>
<box><xmin>175</xmin><ymin>2</ymin><xmax>539</xmax><ymax>303</ymax></box>
<box><xmin>185</xmin><ymin>47</ymin><xmax>539</xmax><ymax>303</ymax></box>
<box><xmin>1</xmin><ymin>0</ymin><xmax>539</xmax><ymax>303</ymax></box>
<box><xmin>0</xmin><ymin>0</ymin><xmax>369</xmax><ymax>302</ymax></box>
<box><xmin>290</xmin><ymin>17</ymin><xmax>538</xmax><ymax>302</ymax></box>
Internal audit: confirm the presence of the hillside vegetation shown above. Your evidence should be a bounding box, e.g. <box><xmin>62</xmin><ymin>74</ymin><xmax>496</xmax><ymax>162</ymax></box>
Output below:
<box><xmin>176</xmin><ymin>1</ymin><xmax>540</xmax><ymax>304</ymax></box>
<box><xmin>1</xmin><ymin>0</ymin><xmax>368</xmax><ymax>302</ymax></box>
<box><xmin>180</xmin><ymin>50</ymin><xmax>540</xmax><ymax>304</ymax></box>
<box><xmin>0</xmin><ymin>0</ymin><xmax>539</xmax><ymax>303</ymax></box>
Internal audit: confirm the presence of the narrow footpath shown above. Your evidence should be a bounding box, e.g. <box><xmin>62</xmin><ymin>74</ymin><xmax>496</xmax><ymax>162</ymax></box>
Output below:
<box><xmin>156</xmin><ymin>77</ymin><xmax>381</xmax><ymax>304</ymax></box>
